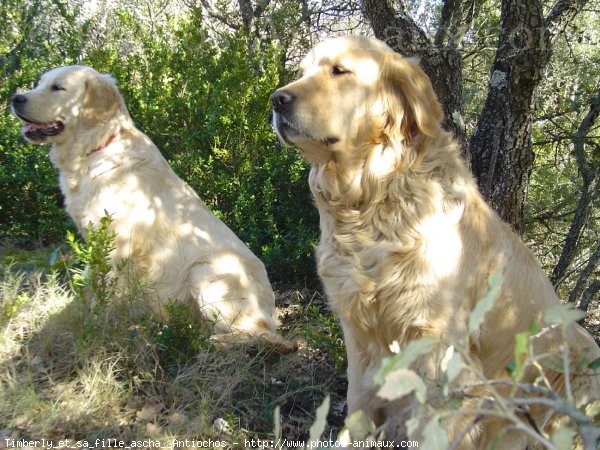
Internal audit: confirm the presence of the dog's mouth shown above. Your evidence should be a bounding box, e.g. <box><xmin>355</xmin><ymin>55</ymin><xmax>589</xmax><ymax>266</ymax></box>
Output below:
<box><xmin>14</xmin><ymin>112</ymin><xmax>65</xmax><ymax>141</ymax></box>
<box><xmin>272</xmin><ymin>112</ymin><xmax>339</xmax><ymax>147</ymax></box>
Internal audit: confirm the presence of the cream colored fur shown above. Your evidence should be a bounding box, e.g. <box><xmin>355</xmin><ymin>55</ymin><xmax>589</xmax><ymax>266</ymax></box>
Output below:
<box><xmin>271</xmin><ymin>36</ymin><xmax>600</xmax><ymax>447</ymax></box>
<box><xmin>14</xmin><ymin>65</ymin><xmax>294</xmax><ymax>351</ymax></box>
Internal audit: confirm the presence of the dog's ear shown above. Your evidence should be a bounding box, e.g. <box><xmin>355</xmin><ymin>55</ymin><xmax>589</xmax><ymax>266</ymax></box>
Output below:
<box><xmin>381</xmin><ymin>54</ymin><xmax>443</xmax><ymax>141</ymax></box>
<box><xmin>81</xmin><ymin>72</ymin><xmax>122</xmax><ymax>127</ymax></box>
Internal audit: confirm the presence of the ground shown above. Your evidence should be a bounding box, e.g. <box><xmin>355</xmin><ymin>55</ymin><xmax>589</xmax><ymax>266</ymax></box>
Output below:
<box><xmin>0</xmin><ymin>248</ymin><xmax>348</xmax><ymax>448</ymax></box>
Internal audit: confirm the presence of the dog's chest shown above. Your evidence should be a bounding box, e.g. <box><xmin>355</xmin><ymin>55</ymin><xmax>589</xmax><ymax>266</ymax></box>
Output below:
<box><xmin>59</xmin><ymin>165</ymin><xmax>135</xmax><ymax>232</ymax></box>
<box><xmin>315</xmin><ymin>198</ymin><xmax>464</xmax><ymax>346</ymax></box>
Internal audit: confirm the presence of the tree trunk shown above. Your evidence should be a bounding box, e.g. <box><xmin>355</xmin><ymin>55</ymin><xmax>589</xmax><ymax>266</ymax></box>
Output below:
<box><xmin>571</xmin><ymin>242</ymin><xmax>600</xmax><ymax>310</ymax></box>
<box><xmin>470</xmin><ymin>0</ymin><xmax>553</xmax><ymax>233</ymax></box>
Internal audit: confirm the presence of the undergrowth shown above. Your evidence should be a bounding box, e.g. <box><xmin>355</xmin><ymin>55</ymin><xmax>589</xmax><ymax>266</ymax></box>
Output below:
<box><xmin>3</xmin><ymin>225</ymin><xmax>597</xmax><ymax>449</ymax></box>
<box><xmin>0</xmin><ymin>226</ymin><xmax>346</xmax><ymax>445</ymax></box>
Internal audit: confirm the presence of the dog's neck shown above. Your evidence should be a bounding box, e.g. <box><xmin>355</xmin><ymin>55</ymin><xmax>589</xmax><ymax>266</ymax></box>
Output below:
<box><xmin>50</xmin><ymin>114</ymin><xmax>131</xmax><ymax>174</ymax></box>
<box><xmin>308</xmin><ymin>133</ymin><xmax>470</xmax><ymax>222</ymax></box>
<box><xmin>88</xmin><ymin>131</ymin><xmax>120</xmax><ymax>155</ymax></box>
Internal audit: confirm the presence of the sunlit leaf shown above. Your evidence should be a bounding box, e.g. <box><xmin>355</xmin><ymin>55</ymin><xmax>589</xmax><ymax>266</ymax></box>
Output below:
<box><xmin>377</xmin><ymin>368</ymin><xmax>427</xmax><ymax>403</ymax></box>
<box><xmin>374</xmin><ymin>337</ymin><xmax>437</xmax><ymax>385</ymax></box>
<box><xmin>544</xmin><ymin>303</ymin><xmax>587</xmax><ymax>325</ymax></box>
<box><xmin>512</xmin><ymin>331</ymin><xmax>530</xmax><ymax>383</ymax></box>
<box><xmin>343</xmin><ymin>410</ymin><xmax>373</xmax><ymax>440</ymax></box>
<box><xmin>422</xmin><ymin>416</ymin><xmax>449</xmax><ymax>450</ymax></box>
<box><xmin>551</xmin><ymin>425</ymin><xmax>574</xmax><ymax>450</ymax></box>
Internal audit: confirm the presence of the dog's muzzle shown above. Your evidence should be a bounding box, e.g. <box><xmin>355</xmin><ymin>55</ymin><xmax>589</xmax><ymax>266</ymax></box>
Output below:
<box><xmin>12</xmin><ymin>94</ymin><xmax>65</xmax><ymax>142</ymax></box>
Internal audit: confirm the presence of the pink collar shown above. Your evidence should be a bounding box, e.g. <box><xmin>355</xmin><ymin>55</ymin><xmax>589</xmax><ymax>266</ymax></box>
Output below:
<box><xmin>89</xmin><ymin>132</ymin><xmax>119</xmax><ymax>155</ymax></box>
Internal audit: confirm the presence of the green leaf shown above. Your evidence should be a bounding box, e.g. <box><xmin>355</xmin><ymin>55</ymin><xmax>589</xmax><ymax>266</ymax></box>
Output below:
<box><xmin>374</xmin><ymin>337</ymin><xmax>437</xmax><ymax>385</ymax></box>
<box><xmin>551</xmin><ymin>425</ymin><xmax>574</xmax><ymax>450</ymax></box>
<box><xmin>544</xmin><ymin>303</ymin><xmax>587</xmax><ymax>326</ymax></box>
<box><xmin>505</xmin><ymin>360</ymin><xmax>516</xmax><ymax>376</ymax></box>
<box><xmin>468</xmin><ymin>273</ymin><xmax>504</xmax><ymax>334</ymax></box>
<box><xmin>377</xmin><ymin>368</ymin><xmax>428</xmax><ymax>403</ymax></box>
<box><xmin>585</xmin><ymin>400</ymin><xmax>600</xmax><ymax>416</ymax></box>
<box><xmin>422</xmin><ymin>416</ymin><xmax>449</xmax><ymax>450</ymax></box>
<box><xmin>529</xmin><ymin>320</ymin><xmax>540</xmax><ymax>334</ymax></box>
<box><xmin>342</xmin><ymin>410</ymin><xmax>373</xmax><ymax>440</ymax></box>
<box><xmin>444</xmin><ymin>347</ymin><xmax>464</xmax><ymax>384</ymax></box>
<box><xmin>512</xmin><ymin>331</ymin><xmax>530</xmax><ymax>383</ymax></box>
<box><xmin>588</xmin><ymin>357</ymin><xmax>600</xmax><ymax>370</ymax></box>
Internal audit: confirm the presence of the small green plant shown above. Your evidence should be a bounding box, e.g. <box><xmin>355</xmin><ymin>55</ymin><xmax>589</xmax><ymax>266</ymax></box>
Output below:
<box><xmin>151</xmin><ymin>300</ymin><xmax>213</xmax><ymax>371</ymax></box>
<box><xmin>304</xmin><ymin>304</ymin><xmax>346</xmax><ymax>374</ymax></box>
<box><xmin>66</xmin><ymin>213</ymin><xmax>117</xmax><ymax>308</ymax></box>
<box><xmin>0</xmin><ymin>271</ymin><xmax>31</xmax><ymax>327</ymax></box>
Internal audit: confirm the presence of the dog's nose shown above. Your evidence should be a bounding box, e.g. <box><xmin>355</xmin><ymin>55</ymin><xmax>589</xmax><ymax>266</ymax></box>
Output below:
<box><xmin>270</xmin><ymin>90</ymin><xmax>295</xmax><ymax>113</ymax></box>
<box><xmin>12</xmin><ymin>94</ymin><xmax>27</xmax><ymax>105</ymax></box>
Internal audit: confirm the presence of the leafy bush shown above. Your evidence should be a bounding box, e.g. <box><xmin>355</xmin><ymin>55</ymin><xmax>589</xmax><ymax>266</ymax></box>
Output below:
<box><xmin>151</xmin><ymin>300</ymin><xmax>213</xmax><ymax>371</ymax></box>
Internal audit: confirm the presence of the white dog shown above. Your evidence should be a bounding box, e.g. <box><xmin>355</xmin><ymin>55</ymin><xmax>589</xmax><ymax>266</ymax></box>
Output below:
<box><xmin>13</xmin><ymin>65</ymin><xmax>294</xmax><ymax>351</ymax></box>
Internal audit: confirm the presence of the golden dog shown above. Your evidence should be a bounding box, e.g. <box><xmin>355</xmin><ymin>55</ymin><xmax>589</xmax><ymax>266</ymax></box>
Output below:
<box><xmin>271</xmin><ymin>35</ymin><xmax>599</xmax><ymax>447</ymax></box>
<box><xmin>13</xmin><ymin>65</ymin><xmax>294</xmax><ymax>351</ymax></box>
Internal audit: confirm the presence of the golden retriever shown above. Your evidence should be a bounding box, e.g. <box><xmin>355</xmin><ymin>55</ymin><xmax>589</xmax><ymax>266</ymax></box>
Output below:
<box><xmin>271</xmin><ymin>35</ymin><xmax>600</xmax><ymax>447</ymax></box>
<box><xmin>12</xmin><ymin>65</ymin><xmax>294</xmax><ymax>352</ymax></box>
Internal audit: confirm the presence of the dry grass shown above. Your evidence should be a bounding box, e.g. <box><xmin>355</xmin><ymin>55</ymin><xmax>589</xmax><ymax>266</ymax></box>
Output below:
<box><xmin>0</xmin><ymin>256</ymin><xmax>346</xmax><ymax>446</ymax></box>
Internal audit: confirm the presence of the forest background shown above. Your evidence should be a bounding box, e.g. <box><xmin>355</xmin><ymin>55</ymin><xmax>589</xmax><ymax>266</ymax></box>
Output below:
<box><xmin>0</xmin><ymin>0</ymin><xmax>599</xmax><ymax>445</ymax></box>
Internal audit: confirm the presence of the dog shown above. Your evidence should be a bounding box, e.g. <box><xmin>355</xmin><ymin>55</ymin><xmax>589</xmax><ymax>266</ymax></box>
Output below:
<box><xmin>12</xmin><ymin>65</ymin><xmax>295</xmax><ymax>352</ymax></box>
<box><xmin>271</xmin><ymin>35</ymin><xmax>600</xmax><ymax>447</ymax></box>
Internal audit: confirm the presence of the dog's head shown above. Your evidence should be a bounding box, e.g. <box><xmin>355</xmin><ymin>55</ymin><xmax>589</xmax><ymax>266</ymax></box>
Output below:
<box><xmin>11</xmin><ymin>65</ymin><xmax>126</xmax><ymax>145</ymax></box>
<box><xmin>271</xmin><ymin>35</ymin><xmax>443</xmax><ymax>165</ymax></box>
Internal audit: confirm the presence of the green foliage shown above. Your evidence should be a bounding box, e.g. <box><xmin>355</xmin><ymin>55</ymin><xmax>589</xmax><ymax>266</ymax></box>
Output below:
<box><xmin>0</xmin><ymin>272</ymin><xmax>30</xmax><ymax>326</ymax></box>
<box><xmin>1</xmin><ymin>3</ymin><xmax>319</xmax><ymax>284</ymax></box>
<box><xmin>151</xmin><ymin>300</ymin><xmax>213</xmax><ymax>370</ymax></box>
<box><xmin>66</xmin><ymin>214</ymin><xmax>116</xmax><ymax>308</ymax></box>
<box><xmin>304</xmin><ymin>304</ymin><xmax>346</xmax><ymax>373</ymax></box>
<box><xmin>0</xmin><ymin>0</ymin><xmax>81</xmax><ymax>245</ymax></box>
<box><xmin>467</xmin><ymin>273</ymin><xmax>503</xmax><ymax>333</ymax></box>
<box><xmin>329</xmin><ymin>272</ymin><xmax>600</xmax><ymax>448</ymax></box>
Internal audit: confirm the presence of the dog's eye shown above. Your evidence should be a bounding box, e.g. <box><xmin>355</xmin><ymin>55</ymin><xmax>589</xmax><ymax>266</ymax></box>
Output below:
<box><xmin>51</xmin><ymin>84</ymin><xmax>65</xmax><ymax>92</ymax></box>
<box><xmin>332</xmin><ymin>65</ymin><xmax>350</xmax><ymax>76</ymax></box>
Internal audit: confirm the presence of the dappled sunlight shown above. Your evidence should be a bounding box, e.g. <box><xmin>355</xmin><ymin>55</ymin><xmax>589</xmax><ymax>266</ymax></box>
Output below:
<box><xmin>212</xmin><ymin>253</ymin><xmax>251</xmax><ymax>287</ymax></box>
<box><xmin>417</xmin><ymin>200</ymin><xmax>465</xmax><ymax>279</ymax></box>
<box><xmin>10</xmin><ymin>63</ymin><xmax>292</xmax><ymax>352</ymax></box>
<box><xmin>366</xmin><ymin>145</ymin><xmax>398</xmax><ymax>178</ymax></box>
<box><xmin>0</xmin><ymin>264</ymin><xmax>345</xmax><ymax>441</ymax></box>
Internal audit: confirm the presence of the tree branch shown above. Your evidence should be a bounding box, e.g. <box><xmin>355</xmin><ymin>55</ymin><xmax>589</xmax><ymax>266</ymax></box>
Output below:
<box><xmin>434</xmin><ymin>0</ymin><xmax>478</xmax><ymax>48</ymax></box>
<box><xmin>571</xmin><ymin>242</ymin><xmax>600</xmax><ymax>308</ymax></box>
<box><xmin>362</xmin><ymin>0</ymin><xmax>470</xmax><ymax>153</ymax></box>
<box><xmin>362</xmin><ymin>0</ymin><xmax>431</xmax><ymax>55</ymax></box>
<box><xmin>199</xmin><ymin>0</ymin><xmax>240</xmax><ymax>31</ymax></box>
<box><xmin>546</xmin><ymin>0</ymin><xmax>589</xmax><ymax>41</ymax></box>
<box><xmin>552</xmin><ymin>90</ymin><xmax>600</xmax><ymax>286</ymax></box>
